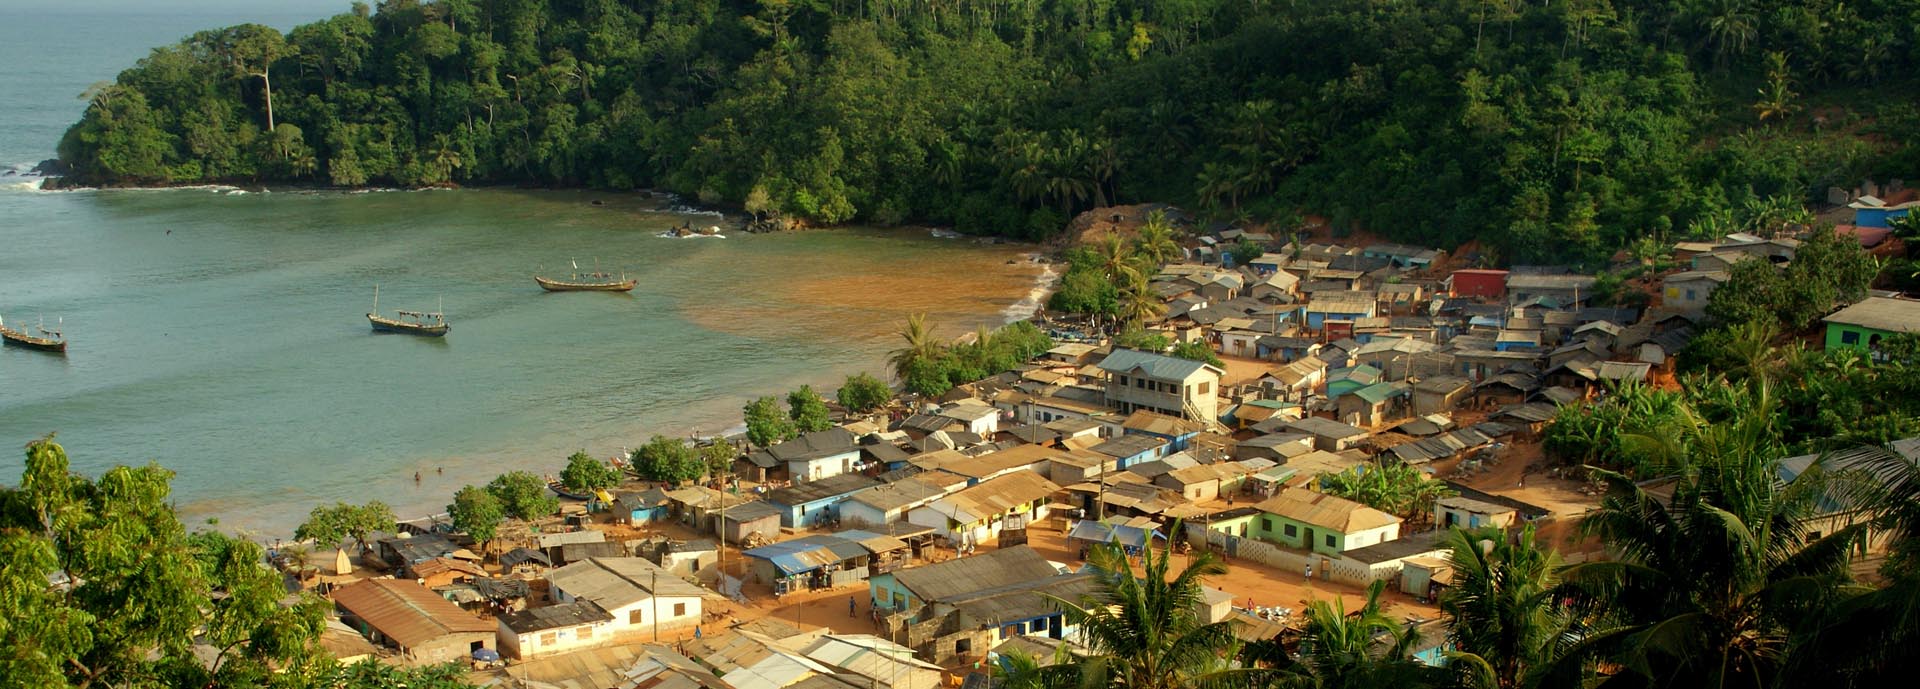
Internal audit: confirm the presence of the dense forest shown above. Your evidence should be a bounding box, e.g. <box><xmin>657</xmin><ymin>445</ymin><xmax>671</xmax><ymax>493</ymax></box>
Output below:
<box><xmin>56</xmin><ymin>0</ymin><xmax>1920</xmax><ymax>261</ymax></box>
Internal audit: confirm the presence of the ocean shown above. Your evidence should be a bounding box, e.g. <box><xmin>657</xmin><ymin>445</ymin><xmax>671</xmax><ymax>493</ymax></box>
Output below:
<box><xmin>0</xmin><ymin>4</ymin><xmax>1048</xmax><ymax>535</ymax></box>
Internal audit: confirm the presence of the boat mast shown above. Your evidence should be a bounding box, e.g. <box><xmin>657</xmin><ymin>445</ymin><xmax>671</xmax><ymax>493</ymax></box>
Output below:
<box><xmin>372</xmin><ymin>284</ymin><xmax>380</xmax><ymax>315</ymax></box>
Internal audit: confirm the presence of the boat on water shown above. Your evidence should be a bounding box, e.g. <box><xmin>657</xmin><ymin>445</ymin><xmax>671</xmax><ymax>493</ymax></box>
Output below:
<box><xmin>0</xmin><ymin>315</ymin><xmax>67</xmax><ymax>353</ymax></box>
<box><xmin>535</xmin><ymin>260</ymin><xmax>635</xmax><ymax>292</ymax></box>
<box><xmin>366</xmin><ymin>286</ymin><xmax>450</xmax><ymax>337</ymax></box>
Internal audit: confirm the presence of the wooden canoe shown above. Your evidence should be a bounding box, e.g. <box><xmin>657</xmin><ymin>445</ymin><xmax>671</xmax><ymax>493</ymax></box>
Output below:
<box><xmin>535</xmin><ymin>276</ymin><xmax>637</xmax><ymax>292</ymax></box>
<box><xmin>367</xmin><ymin>312</ymin><xmax>450</xmax><ymax>337</ymax></box>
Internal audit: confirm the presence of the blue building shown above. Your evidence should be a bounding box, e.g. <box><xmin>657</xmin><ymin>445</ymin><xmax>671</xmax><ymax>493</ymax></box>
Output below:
<box><xmin>765</xmin><ymin>473</ymin><xmax>883</xmax><ymax>528</ymax></box>
<box><xmin>1087</xmin><ymin>434</ymin><xmax>1169</xmax><ymax>470</ymax></box>
<box><xmin>1850</xmin><ymin>197</ymin><xmax>1916</xmax><ymax>228</ymax></box>
<box><xmin>612</xmin><ymin>488</ymin><xmax>671</xmax><ymax>525</ymax></box>
<box><xmin>1119</xmin><ymin>410</ymin><xmax>1202</xmax><ymax>452</ymax></box>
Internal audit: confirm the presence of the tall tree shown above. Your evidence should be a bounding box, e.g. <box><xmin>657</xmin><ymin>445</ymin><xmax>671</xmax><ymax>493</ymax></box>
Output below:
<box><xmin>1442</xmin><ymin>525</ymin><xmax>1570</xmax><ymax>689</ymax></box>
<box><xmin>887</xmin><ymin>313</ymin><xmax>946</xmax><ymax>385</ymax></box>
<box><xmin>836</xmin><ymin>372</ymin><xmax>891</xmax><ymax>413</ymax></box>
<box><xmin>294</xmin><ymin>500</ymin><xmax>395</xmax><ymax>557</ymax></box>
<box><xmin>447</xmin><ymin>485</ymin><xmax>504</xmax><ymax>559</ymax></box>
<box><xmin>558</xmin><ymin>451</ymin><xmax>621</xmax><ymax>493</ymax></box>
<box><xmin>486</xmin><ymin>471</ymin><xmax>558</xmax><ymax>521</ymax></box>
<box><xmin>743</xmin><ymin>395</ymin><xmax>798</xmax><ymax>448</ymax></box>
<box><xmin>787</xmin><ymin>385</ymin><xmax>833</xmax><ymax>433</ymax></box>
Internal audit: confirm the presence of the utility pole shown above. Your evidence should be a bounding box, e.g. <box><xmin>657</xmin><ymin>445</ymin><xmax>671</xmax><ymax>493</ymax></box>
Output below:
<box><xmin>652</xmin><ymin>568</ymin><xmax>661</xmax><ymax>642</ymax></box>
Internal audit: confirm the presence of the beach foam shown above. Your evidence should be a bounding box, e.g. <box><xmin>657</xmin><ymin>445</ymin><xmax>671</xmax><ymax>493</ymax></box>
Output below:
<box><xmin>1002</xmin><ymin>257</ymin><xmax>1059</xmax><ymax>323</ymax></box>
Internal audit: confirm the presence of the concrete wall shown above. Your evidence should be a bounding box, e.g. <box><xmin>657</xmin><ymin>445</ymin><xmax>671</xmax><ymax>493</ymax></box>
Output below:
<box><xmin>498</xmin><ymin>618</ymin><xmax>613</xmax><ymax>660</ymax></box>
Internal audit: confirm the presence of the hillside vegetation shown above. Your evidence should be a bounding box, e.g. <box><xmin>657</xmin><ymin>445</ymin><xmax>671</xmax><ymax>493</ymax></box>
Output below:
<box><xmin>58</xmin><ymin>0</ymin><xmax>1920</xmax><ymax>261</ymax></box>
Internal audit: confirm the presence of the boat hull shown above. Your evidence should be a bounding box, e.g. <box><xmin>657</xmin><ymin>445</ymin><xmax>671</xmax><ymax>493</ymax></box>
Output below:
<box><xmin>367</xmin><ymin>313</ymin><xmax>450</xmax><ymax>337</ymax></box>
<box><xmin>535</xmin><ymin>276</ymin><xmax>637</xmax><ymax>292</ymax></box>
<box><xmin>548</xmin><ymin>481</ymin><xmax>596</xmax><ymax>500</ymax></box>
<box><xmin>0</xmin><ymin>325</ymin><xmax>66</xmax><ymax>353</ymax></box>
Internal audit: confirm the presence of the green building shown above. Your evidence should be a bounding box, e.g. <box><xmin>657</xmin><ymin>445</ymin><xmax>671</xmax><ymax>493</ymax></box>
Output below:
<box><xmin>1823</xmin><ymin>297</ymin><xmax>1920</xmax><ymax>355</ymax></box>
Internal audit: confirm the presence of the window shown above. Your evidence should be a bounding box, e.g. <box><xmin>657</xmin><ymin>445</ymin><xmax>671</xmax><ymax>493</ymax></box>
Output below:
<box><xmin>1842</xmin><ymin>331</ymin><xmax>1861</xmax><ymax>345</ymax></box>
<box><xmin>540</xmin><ymin>632</ymin><xmax>557</xmax><ymax>646</ymax></box>
<box><xmin>1238</xmin><ymin>524</ymin><xmax>1248</xmax><ymax>537</ymax></box>
<box><xmin>1262</xmin><ymin>517</ymin><xmax>1273</xmax><ymax>532</ymax></box>
<box><xmin>1198</xmin><ymin>381</ymin><xmax>1212</xmax><ymax>395</ymax></box>
<box><xmin>1324</xmin><ymin>534</ymin><xmax>1336</xmax><ymax>548</ymax></box>
<box><xmin>629</xmin><ymin>609</ymin><xmax>644</xmax><ymax>625</ymax></box>
<box><xmin>1685</xmin><ymin>289</ymin><xmax>1697</xmax><ymax>301</ymax></box>
<box><xmin>956</xmin><ymin>638</ymin><xmax>972</xmax><ymax>655</ymax></box>
<box><xmin>673</xmin><ymin>602</ymin><xmax>687</xmax><ymax>617</ymax></box>
<box><xmin>1283</xmin><ymin>524</ymin><xmax>1297</xmax><ymax>537</ymax></box>
<box><xmin>578</xmin><ymin>626</ymin><xmax>593</xmax><ymax>640</ymax></box>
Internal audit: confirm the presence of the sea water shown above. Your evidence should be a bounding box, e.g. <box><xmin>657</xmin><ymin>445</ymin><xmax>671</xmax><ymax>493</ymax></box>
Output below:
<box><xmin>0</xmin><ymin>4</ymin><xmax>1044</xmax><ymax>534</ymax></box>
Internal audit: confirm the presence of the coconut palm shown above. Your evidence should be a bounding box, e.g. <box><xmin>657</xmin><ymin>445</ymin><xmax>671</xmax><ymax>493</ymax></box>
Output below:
<box><xmin>887</xmin><ymin>312</ymin><xmax>945</xmax><ymax>383</ymax></box>
<box><xmin>1132</xmin><ymin>210</ymin><xmax>1181</xmax><ymax>267</ymax></box>
<box><xmin>1093</xmin><ymin>234</ymin><xmax>1142</xmax><ymax>288</ymax></box>
<box><xmin>1286</xmin><ymin>579</ymin><xmax>1448</xmax><ymax>688</ymax></box>
<box><xmin>1117</xmin><ymin>275</ymin><xmax>1166</xmax><ymax>331</ymax></box>
<box><xmin>1441</xmin><ymin>525</ymin><xmax>1569</xmax><ymax>689</ymax></box>
<box><xmin>1548</xmin><ymin>399</ymin><xmax>1861</xmax><ymax>689</ymax></box>
<box><xmin>1010</xmin><ymin>540</ymin><xmax>1265</xmax><ymax>689</ymax></box>
<box><xmin>1779</xmin><ymin>442</ymin><xmax>1920</xmax><ymax>686</ymax></box>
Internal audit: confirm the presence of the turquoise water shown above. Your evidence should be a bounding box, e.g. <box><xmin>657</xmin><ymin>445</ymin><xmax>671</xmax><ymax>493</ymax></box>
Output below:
<box><xmin>0</xmin><ymin>6</ymin><xmax>1042</xmax><ymax>534</ymax></box>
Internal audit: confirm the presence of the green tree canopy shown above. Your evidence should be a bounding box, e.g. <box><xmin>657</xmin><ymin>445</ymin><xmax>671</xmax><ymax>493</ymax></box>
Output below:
<box><xmin>1167</xmin><ymin>340</ymin><xmax>1224</xmax><ymax>367</ymax></box>
<box><xmin>486</xmin><ymin>470</ymin><xmax>557</xmax><ymax>521</ymax></box>
<box><xmin>743</xmin><ymin>395</ymin><xmax>797</xmax><ymax>448</ymax></box>
<box><xmin>558</xmin><ymin>451</ymin><xmax>621</xmax><ymax>493</ymax></box>
<box><xmin>293</xmin><ymin>499</ymin><xmax>395</xmax><ymax>556</ymax></box>
<box><xmin>836</xmin><ymin>372</ymin><xmax>892</xmax><ymax>413</ymax></box>
<box><xmin>630</xmin><ymin>435</ymin><xmax>702</xmax><ymax>484</ymax></box>
<box><xmin>787</xmin><ymin>385</ymin><xmax>833</xmax><ymax>433</ymax></box>
<box><xmin>447</xmin><ymin>484</ymin><xmax>504</xmax><ymax>554</ymax></box>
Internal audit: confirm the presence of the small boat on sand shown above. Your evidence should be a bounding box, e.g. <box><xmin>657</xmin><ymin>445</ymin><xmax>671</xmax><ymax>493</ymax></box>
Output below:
<box><xmin>535</xmin><ymin>260</ymin><xmax>635</xmax><ymax>292</ymax></box>
<box><xmin>548</xmin><ymin>481</ymin><xmax>595</xmax><ymax>501</ymax></box>
<box><xmin>366</xmin><ymin>286</ymin><xmax>450</xmax><ymax>337</ymax></box>
<box><xmin>0</xmin><ymin>315</ymin><xmax>66</xmax><ymax>353</ymax></box>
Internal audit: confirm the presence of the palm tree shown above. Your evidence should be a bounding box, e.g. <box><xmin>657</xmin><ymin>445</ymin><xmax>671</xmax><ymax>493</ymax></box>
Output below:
<box><xmin>1778</xmin><ymin>442</ymin><xmax>1920</xmax><ymax>686</ymax></box>
<box><xmin>887</xmin><ymin>313</ymin><xmax>944</xmax><ymax>383</ymax></box>
<box><xmin>1009</xmin><ymin>540</ymin><xmax>1264</xmax><ymax>689</ymax></box>
<box><xmin>1132</xmin><ymin>210</ymin><xmax>1181</xmax><ymax>267</ymax></box>
<box><xmin>1548</xmin><ymin>398</ymin><xmax>1860</xmax><ymax>689</ymax></box>
<box><xmin>279</xmin><ymin>543</ymin><xmax>314</xmax><ymax>586</ymax></box>
<box><xmin>1113</xmin><ymin>269</ymin><xmax>1166</xmax><ymax>332</ymax></box>
<box><xmin>1441</xmin><ymin>525</ymin><xmax>1569</xmax><ymax>689</ymax></box>
<box><xmin>1286</xmin><ymin>580</ymin><xmax>1447</xmax><ymax>688</ymax></box>
<box><xmin>1092</xmin><ymin>234</ymin><xmax>1142</xmax><ymax>288</ymax></box>
<box><xmin>1698</xmin><ymin>0</ymin><xmax>1757</xmax><ymax>69</ymax></box>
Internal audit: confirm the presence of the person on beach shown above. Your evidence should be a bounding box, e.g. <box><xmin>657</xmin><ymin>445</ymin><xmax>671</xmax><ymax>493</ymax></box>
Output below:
<box><xmin>413</xmin><ymin>471</ymin><xmax>421</xmax><ymax>483</ymax></box>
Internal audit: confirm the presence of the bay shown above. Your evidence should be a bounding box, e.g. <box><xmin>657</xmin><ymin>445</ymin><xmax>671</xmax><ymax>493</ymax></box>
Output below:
<box><xmin>0</xmin><ymin>5</ymin><xmax>1046</xmax><ymax>535</ymax></box>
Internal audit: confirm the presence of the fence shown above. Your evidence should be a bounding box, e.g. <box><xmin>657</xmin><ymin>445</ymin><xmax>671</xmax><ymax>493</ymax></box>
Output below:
<box><xmin>1188</xmin><ymin>524</ymin><xmax>1376</xmax><ymax>587</ymax></box>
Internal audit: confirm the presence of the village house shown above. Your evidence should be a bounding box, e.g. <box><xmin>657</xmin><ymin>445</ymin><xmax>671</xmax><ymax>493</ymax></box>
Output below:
<box><xmin>1097</xmin><ymin>348</ymin><xmax>1224</xmax><ymax>425</ymax></box>
<box><xmin>496</xmin><ymin>600</ymin><xmax>615</xmax><ymax>660</ymax></box>
<box><xmin>906</xmin><ymin>471</ymin><xmax>1060</xmax><ymax>544</ymax></box>
<box><xmin>1506</xmin><ymin>272</ymin><xmax>1597</xmax><ymax>304</ymax></box>
<box><xmin>1251</xmin><ymin>487</ymin><xmax>1403</xmax><ymax>556</ymax></box>
<box><xmin>330</xmin><ymin>578</ymin><xmax>497</xmax><ymax>666</ymax></box>
<box><xmin>1447</xmin><ymin>269</ymin><xmax>1510</xmax><ymax>300</ymax></box>
<box><xmin>786</xmin><ymin>634</ymin><xmax>944</xmax><ymax>689</ymax></box>
<box><xmin>1044</xmin><ymin>342</ymin><xmax>1101</xmax><ymax>367</ymax></box>
<box><xmin>1337</xmin><ymin>381</ymin><xmax>1411</xmax><ymax>428</ymax></box>
<box><xmin>1823</xmin><ymin>296</ymin><xmax>1920</xmax><ymax>356</ymax></box>
<box><xmin>717</xmin><ymin>501</ymin><xmax>784</xmax><ymax>545</ymax></box>
<box><xmin>869</xmin><ymin>545</ymin><xmax>1095</xmax><ymax>664</ymax></box>
<box><xmin>1435</xmin><ymin>495</ymin><xmax>1520</xmax><ymax>530</ymax></box>
<box><xmin>1326</xmin><ymin>364</ymin><xmax>1383</xmax><ymax>400</ymax></box>
<box><xmin>741</xmin><ymin>533</ymin><xmax>876</xmax><ymax>593</ymax></box>
<box><xmin>752</xmin><ymin>428</ymin><xmax>864</xmax><ymax>484</ymax></box>
<box><xmin>766</xmin><ymin>473</ymin><xmax>884</xmax><ymax>528</ymax></box>
<box><xmin>936</xmin><ymin>403</ymin><xmax>1003</xmax><ymax>437</ymax></box>
<box><xmin>1302</xmin><ymin>299</ymin><xmax>1378</xmax><ymax>330</ymax></box>
<box><xmin>1120</xmin><ymin>409</ymin><xmax>1204</xmax><ymax>452</ymax></box>
<box><xmin>1154</xmin><ymin>462</ymin><xmax>1246</xmax><ymax>503</ymax></box>
<box><xmin>1661</xmin><ymin>271</ymin><xmax>1729</xmax><ymax>315</ymax></box>
<box><xmin>1086</xmin><ymin>433</ymin><xmax>1170</xmax><ymax>469</ymax></box>
<box><xmin>838</xmin><ymin>476</ymin><xmax>951</xmax><ymax>529</ymax></box>
<box><xmin>1285</xmin><ymin>416</ymin><xmax>1370</xmax><ymax>452</ymax></box>
<box><xmin>685</xmin><ymin>628</ymin><xmax>843</xmax><ymax>689</ymax></box>
<box><xmin>1411</xmin><ymin>375</ymin><xmax>1472</xmax><ymax>415</ymax></box>
<box><xmin>543</xmin><ymin>557</ymin><xmax>707</xmax><ymax>639</ymax></box>
<box><xmin>613</xmin><ymin>488</ymin><xmax>673</xmax><ymax>526</ymax></box>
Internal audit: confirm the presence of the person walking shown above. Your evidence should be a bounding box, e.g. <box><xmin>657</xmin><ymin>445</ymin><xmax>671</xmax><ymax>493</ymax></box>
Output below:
<box><xmin>1304</xmin><ymin>562</ymin><xmax>1313</xmax><ymax>581</ymax></box>
<box><xmin>848</xmin><ymin>595</ymin><xmax>858</xmax><ymax>618</ymax></box>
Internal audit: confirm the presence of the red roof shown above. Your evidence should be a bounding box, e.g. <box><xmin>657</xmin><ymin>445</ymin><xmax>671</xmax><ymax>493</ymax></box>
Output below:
<box><xmin>1834</xmin><ymin>225</ymin><xmax>1892</xmax><ymax>248</ymax></box>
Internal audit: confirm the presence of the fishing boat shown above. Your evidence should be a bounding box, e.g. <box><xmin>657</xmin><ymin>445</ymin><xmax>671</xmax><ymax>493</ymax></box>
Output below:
<box><xmin>366</xmin><ymin>286</ymin><xmax>450</xmax><ymax>337</ymax></box>
<box><xmin>548</xmin><ymin>481</ymin><xmax>595</xmax><ymax>501</ymax></box>
<box><xmin>0</xmin><ymin>315</ymin><xmax>67</xmax><ymax>353</ymax></box>
<box><xmin>535</xmin><ymin>260</ymin><xmax>636</xmax><ymax>292</ymax></box>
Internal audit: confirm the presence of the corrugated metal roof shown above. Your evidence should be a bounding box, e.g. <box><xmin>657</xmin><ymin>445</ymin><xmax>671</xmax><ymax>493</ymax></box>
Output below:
<box><xmin>500</xmin><ymin>599</ymin><xmax>615</xmax><ymax>633</ymax></box>
<box><xmin>330</xmin><ymin>578</ymin><xmax>494</xmax><ymax>649</ymax></box>
<box><xmin>1253</xmin><ymin>487</ymin><xmax>1400</xmax><ymax>533</ymax></box>
<box><xmin>1096</xmin><ymin>348</ymin><xmax>1220</xmax><ymax>381</ymax></box>
<box><xmin>767</xmin><ymin>474</ymin><xmax>882</xmax><ymax>507</ymax></box>
<box><xmin>537</xmin><ymin>529</ymin><xmax>609</xmax><ymax>549</ymax></box>
<box><xmin>891</xmin><ymin>545</ymin><xmax>1061</xmax><ymax>602</ymax></box>
<box><xmin>545</xmin><ymin>557</ymin><xmax>708</xmax><ymax>610</ymax></box>
<box><xmin>925</xmin><ymin>472</ymin><xmax>1061</xmax><ymax>524</ymax></box>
